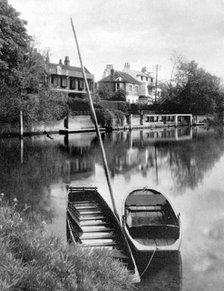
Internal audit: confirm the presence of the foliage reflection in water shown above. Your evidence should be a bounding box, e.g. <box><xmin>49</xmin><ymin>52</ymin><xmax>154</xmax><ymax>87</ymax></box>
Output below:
<box><xmin>137</xmin><ymin>252</ymin><xmax>182</xmax><ymax>291</ymax></box>
<box><xmin>1</xmin><ymin>126</ymin><xmax>224</xmax><ymax>290</ymax></box>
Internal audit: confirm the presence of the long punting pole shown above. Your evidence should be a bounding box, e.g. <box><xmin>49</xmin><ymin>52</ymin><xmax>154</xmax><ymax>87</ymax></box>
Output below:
<box><xmin>70</xmin><ymin>19</ymin><xmax>141</xmax><ymax>281</ymax></box>
<box><xmin>70</xmin><ymin>18</ymin><xmax>118</xmax><ymax>218</ymax></box>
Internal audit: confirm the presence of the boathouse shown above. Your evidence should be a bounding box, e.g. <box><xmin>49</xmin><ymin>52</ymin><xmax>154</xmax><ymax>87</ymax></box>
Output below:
<box><xmin>128</xmin><ymin>113</ymin><xmax>192</xmax><ymax>129</ymax></box>
<box><xmin>142</xmin><ymin>114</ymin><xmax>193</xmax><ymax>127</ymax></box>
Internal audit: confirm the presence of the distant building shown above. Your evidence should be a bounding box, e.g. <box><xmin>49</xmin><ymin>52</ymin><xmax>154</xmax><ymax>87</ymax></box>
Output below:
<box><xmin>98</xmin><ymin>67</ymin><xmax>140</xmax><ymax>103</ymax></box>
<box><xmin>98</xmin><ymin>63</ymin><xmax>159</xmax><ymax>104</ymax></box>
<box><xmin>46</xmin><ymin>56</ymin><xmax>94</xmax><ymax>98</ymax></box>
<box><xmin>102</xmin><ymin>64</ymin><xmax>114</xmax><ymax>79</ymax></box>
<box><xmin>123</xmin><ymin>63</ymin><xmax>155</xmax><ymax>103</ymax></box>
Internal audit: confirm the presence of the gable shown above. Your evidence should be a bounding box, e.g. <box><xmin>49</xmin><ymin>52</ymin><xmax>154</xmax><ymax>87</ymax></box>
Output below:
<box><xmin>115</xmin><ymin>76</ymin><xmax>124</xmax><ymax>82</ymax></box>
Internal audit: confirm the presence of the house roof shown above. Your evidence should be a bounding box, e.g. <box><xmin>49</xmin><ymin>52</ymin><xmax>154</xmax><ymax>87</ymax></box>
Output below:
<box><xmin>48</xmin><ymin>63</ymin><xmax>94</xmax><ymax>79</ymax></box>
<box><xmin>98</xmin><ymin>71</ymin><xmax>140</xmax><ymax>85</ymax></box>
<box><xmin>123</xmin><ymin>69</ymin><xmax>153</xmax><ymax>80</ymax></box>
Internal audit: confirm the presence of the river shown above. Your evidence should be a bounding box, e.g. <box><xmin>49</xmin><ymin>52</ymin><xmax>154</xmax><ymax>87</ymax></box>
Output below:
<box><xmin>1</xmin><ymin>126</ymin><xmax>224</xmax><ymax>291</ymax></box>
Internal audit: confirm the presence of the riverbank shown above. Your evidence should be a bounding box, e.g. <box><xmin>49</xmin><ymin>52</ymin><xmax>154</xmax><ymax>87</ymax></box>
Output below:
<box><xmin>0</xmin><ymin>111</ymin><xmax>198</xmax><ymax>137</ymax></box>
<box><xmin>0</xmin><ymin>198</ymin><xmax>135</xmax><ymax>291</ymax></box>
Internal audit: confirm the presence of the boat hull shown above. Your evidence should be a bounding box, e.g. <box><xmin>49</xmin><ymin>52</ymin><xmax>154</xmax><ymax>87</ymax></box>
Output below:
<box><xmin>66</xmin><ymin>186</ymin><xmax>140</xmax><ymax>281</ymax></box>
<box><xmin>122</xmin><ymin>188</ymin><xmax>182</xmax><ymax>275</ymax></box>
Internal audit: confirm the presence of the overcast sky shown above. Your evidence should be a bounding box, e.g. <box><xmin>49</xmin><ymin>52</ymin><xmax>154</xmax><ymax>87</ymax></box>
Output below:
<box><xmin>9</xmin><ymin>0</ymin><xmax>224</xmax><ymax>81</ymax></box>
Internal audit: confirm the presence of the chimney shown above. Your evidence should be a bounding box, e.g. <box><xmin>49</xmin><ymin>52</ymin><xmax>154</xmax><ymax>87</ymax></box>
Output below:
<box><xmin>46</xmin><ymin>52</ymin><xmax>50</xmax><ymax>63</ymax></box>
<box><xmin>64</xmin><ymin>56</ymin><xmax>70</xmax><ymax>66</ymax></box>
<box><xmin>111</xmin><ymin>68</ymin><xmax>115</xmax><ymax>79</ymax></box>
<box><xmin>141</xmin><ymin>67</ymin><xmax>147</xmax><ymax>74</ymax></box>
<box><xmin>124</xmin><ymin>62</ymin><xmax>130</xmax><ymax>70</ymax></box>
<box><xmin>59</xmin><ymin>59</ymin><xmax>62</xmax><ymax>65</ymax></box>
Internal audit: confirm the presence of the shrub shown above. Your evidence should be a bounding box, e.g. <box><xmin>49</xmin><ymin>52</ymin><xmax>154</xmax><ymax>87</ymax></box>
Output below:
<box><xmin>0</xmin><ymin>201</ymin><xmax>135</xmax><ymax>291</ymax></box>
<box><xmin>111</xmin><ymin>89</ymin><xmax>127</xmax><ymax>101</ymax></box>
<box><xmin>94</xmin><ymin>108</ymin><xmax>114</xmax><ymax>128</ymax></box>
<box><xmin>68</xmin><ymin>97</ymin><xmax>90</xmax><ymax>112</ymax></box>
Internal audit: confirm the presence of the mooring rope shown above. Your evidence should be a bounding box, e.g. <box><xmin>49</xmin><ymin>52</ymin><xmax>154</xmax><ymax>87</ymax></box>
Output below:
<box><xmin>140</xmin><ymin>246</ymin><xmax>158</xmax><ymax>277</ymax></box>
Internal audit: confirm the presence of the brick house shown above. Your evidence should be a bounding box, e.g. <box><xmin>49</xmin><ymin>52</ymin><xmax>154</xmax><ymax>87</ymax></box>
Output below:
<box><xmin>47</xmin><ymin>56</ymin><xmax>94</xmax><ymax>98</ymax></box>
<box><xmin>98</xmin><ymin>67</ymin><xmax>140</xmax><ymax>103</ymax></box>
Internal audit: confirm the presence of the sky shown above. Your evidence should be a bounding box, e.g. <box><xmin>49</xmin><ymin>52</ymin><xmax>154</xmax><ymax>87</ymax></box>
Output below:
<box><xmin>9</xmin><ymin>0</ymin><xmax>224</xmax><ymax>82</ymax></box>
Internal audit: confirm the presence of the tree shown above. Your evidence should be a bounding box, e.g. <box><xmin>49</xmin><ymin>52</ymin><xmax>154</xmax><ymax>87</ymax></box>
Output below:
<box><xmin>0</xmin><ymin>0</ymin><xmax>29</xmax><ymax>85</ymax></box>
<box><xmin>0</xmin><ymin>1</ymin><xmax>69</xmax><ymax>124</ymax></box>
<box><xmin>160</xmin><ymin>58</ymin><xmax>224</xmax><ymax>115</ymax></box>
<box><xmin>94</xmin><ymin>107</ymin><xmax>113</xmax><ymax>128</ymax></box>
<box><xmin>97</xmin><ymin>84</ymin><xmax>113</xmax><ymax>100</ymax></box>
<box><xmin>18</xmin><ymin>43</ymin><xmax>46</xmax><ymax>94</ymax></box>
<box><xmin>0</xmin><ymin>82</ymin><xmax>20</xmax><ymax>121</ymax></box>
<box><xmin>25</xmin><ymin>89</ymin><xmax>69</xmax><ymax>122</ymax></box>
<box><xmin>111</xmin><ymin>89</ymin><xmax>127</xmax><ymax>101</ymax></box>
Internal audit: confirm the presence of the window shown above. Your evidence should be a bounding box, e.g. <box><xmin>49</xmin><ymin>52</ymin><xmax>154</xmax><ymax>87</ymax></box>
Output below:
<box><xmin>141</xmin><ymin>76</ymin><xmax>143</xmax><ymax>81</ymax></box>
<box><xmin>135</xmin><ymin>85</ymin><xmax>138</xmax><ymax>93</ymax></box>
<box><xmin>51</xmin><ymin>75</ymin><xmax>59</xmax><ymax>87</ymax></box>
<box><xmin>128</xmin><ymin>84</ymin><xmax>132</xmax><ymax>91</ymax></box>
<box><xmin>61</xmin><ymin>76</ymin><xmax>67</xmax><ymax>88</ymax></box>
<box><xmin>70</xmin><ymin>77</ymin><xmax>76</xmax><ymax>89</ymax></box>
<box><xmin>78</xmin><ymin>79</ymin><xmax>84</xmax><ymax>90</ymax></box>
<box><xmin>146</xmin><ymin>77</ymin><xmax>148</xmax><ymax>81</ymax></box>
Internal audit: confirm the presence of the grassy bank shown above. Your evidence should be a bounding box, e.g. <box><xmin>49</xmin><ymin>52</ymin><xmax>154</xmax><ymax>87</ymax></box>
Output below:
<box><xmin>0</xmin><ymin>199</ymin><xmax>134</xmax><ymax>291</ymax></box>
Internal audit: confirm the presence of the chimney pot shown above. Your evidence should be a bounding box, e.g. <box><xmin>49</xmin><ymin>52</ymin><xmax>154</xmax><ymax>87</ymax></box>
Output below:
<box><xmin>111</xmin><ymin>68</ymin><xmax>115</xmax><ymax>79</ymax></box>
<box><xmin>64</xmin><ymin>56</ymin><xmax>70</xmax><ymax>66</ymax></box>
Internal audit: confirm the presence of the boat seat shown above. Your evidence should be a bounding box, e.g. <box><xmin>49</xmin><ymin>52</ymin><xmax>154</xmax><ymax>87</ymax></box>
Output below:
<box><xmin>129</xmin><ymin>224</ymin><xmax>179</xmax><ymax>240</ymax></box>
<box><xmin>127</xmin><ymin>205</ymin><xmax>162</xmax><ymax>212</ymax></box>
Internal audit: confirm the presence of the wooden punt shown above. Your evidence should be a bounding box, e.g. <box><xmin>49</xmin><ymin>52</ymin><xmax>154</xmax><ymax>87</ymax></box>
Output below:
<box><xmin>66</xmin><ymin>186</ymin><xmax>140</xmax><ymax>280</ymax></box>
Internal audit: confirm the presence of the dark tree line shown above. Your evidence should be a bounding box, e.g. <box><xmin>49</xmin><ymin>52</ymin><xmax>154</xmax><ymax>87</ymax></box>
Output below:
<box><xmin>159</xmin><ymin>59</ymin><xmax>224</xmax><ymax>116</ymax></box>
<box><xmin>0</xmin><ymin>0</ymin><xmax>68</xmax><ymax>123</ymax></box>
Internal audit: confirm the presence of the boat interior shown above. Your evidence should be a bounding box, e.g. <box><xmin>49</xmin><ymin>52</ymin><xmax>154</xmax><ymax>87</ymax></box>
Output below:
<box><xmin>125</xmin><ymin>189</ymin><xmax>180</xmax><ymax>247</ymax></box>
<box><xmin>67</xmin><ymin>187</ymin><xmax>136</xmax><ymax>271</ymax></box>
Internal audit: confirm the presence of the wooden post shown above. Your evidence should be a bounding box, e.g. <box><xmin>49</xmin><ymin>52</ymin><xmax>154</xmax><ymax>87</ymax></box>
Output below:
<box><xmin>154</xmin><ymin>64</ymin><xmax>158</xmax><ymax>104</ymax></box>
<box><xmin>20</xmin><ymin>110</ymin><xmax>23</xmax><ymax>138</ymax></box>
<box><xmin>64</xmin><ymin>114</ymin><xmax>69</xmax><ymax>129</ymax></box>
<box><xmin>20</xmin><ymin>138</ymin><xmax>24</xmax><ymax>164</ymax></box>
<box><xmin>129</xmin><ymin>114</ymin><xmax>132</xmax><ymax>129</ymax></box>
<box><xmin>190</xmin><ymin>115</ymin><xmax>193</xmax><ymax>126</ymax></box>
<box><xmin>175</xmin><ymin>115</ymin><xmax>178</xmax><ymax>127</ymax></box>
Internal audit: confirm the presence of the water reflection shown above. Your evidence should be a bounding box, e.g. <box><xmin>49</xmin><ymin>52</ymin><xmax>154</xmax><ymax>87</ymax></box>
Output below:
<box><xmin>1</xmin><ymin>127</ymin><xmax>224</xmax><ymax>209</ymax></box>
<box><xmin>1</xmin><ymin>126</ymin><xmax>224</xmax><ymax>290</ymax></box>
<box><xmin>137</xmin><ymin>252</ymin><xmax>182</xmax><ymax>291</ymax></box>
<box><xmin>98</xmin><ymin>127</ymin><xmax>224</xmax><ymax>192</ymax></box>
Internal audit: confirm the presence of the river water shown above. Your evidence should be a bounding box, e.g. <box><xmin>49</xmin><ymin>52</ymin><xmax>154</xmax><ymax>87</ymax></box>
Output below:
<box><xmin>1</xmin><ymin>126</ymin><xmax>224</xmax><ymax>291</ymax></box>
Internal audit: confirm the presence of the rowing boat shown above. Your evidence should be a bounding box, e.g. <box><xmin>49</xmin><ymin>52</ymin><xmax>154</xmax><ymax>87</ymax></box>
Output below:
<box><xmin>122</xmin><ymin>188</ymin><xmax>181</xmax><ymax>275</ymax></box>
